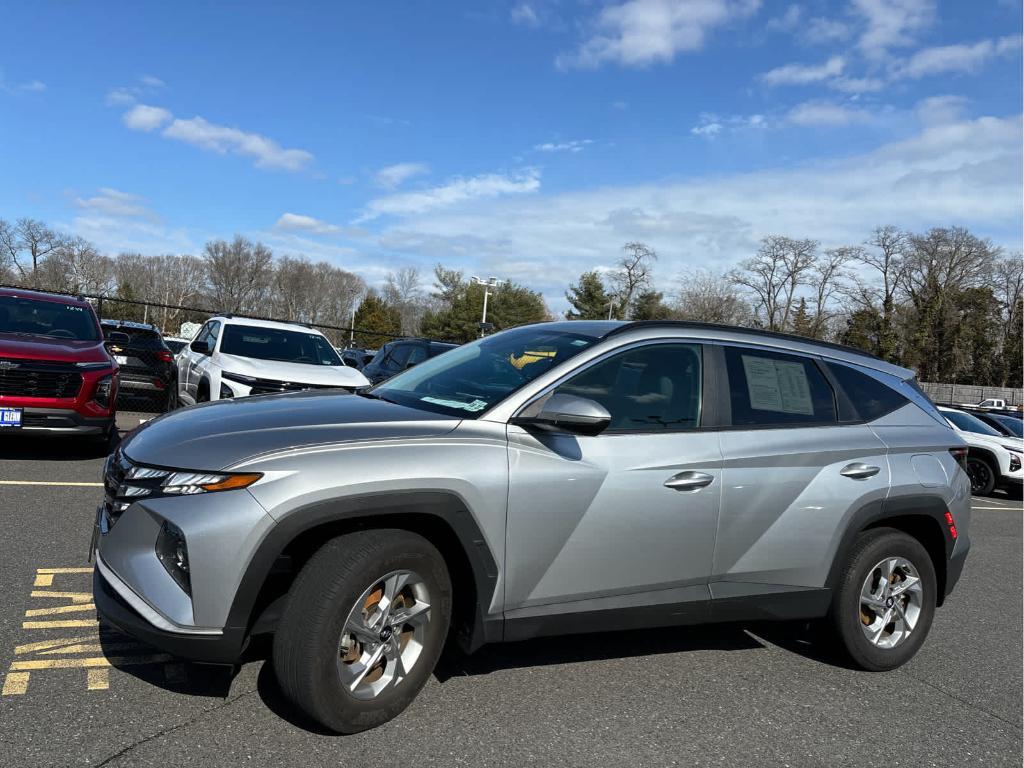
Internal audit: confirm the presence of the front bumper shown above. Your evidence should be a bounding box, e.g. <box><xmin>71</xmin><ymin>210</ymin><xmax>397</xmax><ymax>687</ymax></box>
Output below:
<box><xmin>9</xmin><ymin>407</ymin><xmax>114</xmax><ymax>435</ymax></box>
<box><xmin>93</xmin><ymin>561</ymin><xmax>247</xmax><ymax>664</ymax></box>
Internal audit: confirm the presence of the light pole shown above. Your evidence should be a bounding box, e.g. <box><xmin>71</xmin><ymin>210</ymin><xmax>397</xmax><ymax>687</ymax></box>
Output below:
<box><xmin>471</xmin><ymin>276</ymin><xmax>501</xmax><ymax>337</ymax></box>
<box><xmin>606</xmin><ymin>299</ymin><xmax>617</xmax><ymax>320</ymax></box>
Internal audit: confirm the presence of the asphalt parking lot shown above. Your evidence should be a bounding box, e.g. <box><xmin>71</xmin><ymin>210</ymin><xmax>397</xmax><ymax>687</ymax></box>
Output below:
<box><xmin>0</xmin><ymin>408</ymin><xmax>1021</xmax><ymax>768</ymax></box>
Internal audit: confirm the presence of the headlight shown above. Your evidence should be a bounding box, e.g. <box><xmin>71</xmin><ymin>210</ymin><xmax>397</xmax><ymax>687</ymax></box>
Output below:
<box><xmin>93</xmin><ymin>375</ymin><xmax>114</xmax><ymax>408</ymax></box>
<box><xmin>118</xmin><ymin>463</ymin><xmax>262</xmax><ymax>498</ymax></box>
<box><xmin>1000</xmin><ymin>445</ymin><xmax>1022</xmax><ymax>454</ymax></box>
<box><xmin>77</xmin><ymin>361</ymin><xmax>113</xmax><ymax>370</ymax></box>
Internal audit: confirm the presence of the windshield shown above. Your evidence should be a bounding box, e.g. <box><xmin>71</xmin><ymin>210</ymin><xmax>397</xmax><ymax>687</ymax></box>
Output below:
<box><xmin>945</xmin><ymin>410</ymin><xmax>1002</xmax><ymax>436</ymax></box>
<box><xmin>374</xmin><ymin>326</ymin><xmax>599</xmax><ymax>417</ymax></box>
<box><xmin>992</xmin><ymin>415</ymin><xmax>1023</xmax><ymax>437</ymax></box>
<box><xmin>0</xmin><ymin>296</ymin><xmax>99</xmax><ymax>341</ymax></box>
<box><xmin>219</xmin><ymin>324</ymin><xmax>343</xmax><ymax>366</ymax></box>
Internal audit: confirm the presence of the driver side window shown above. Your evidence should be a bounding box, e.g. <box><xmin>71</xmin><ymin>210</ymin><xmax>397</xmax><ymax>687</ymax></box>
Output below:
<box><xmin>552</xmin><ymin>343</ymin><xmax>703</xmax><ymax>432</ymax></box>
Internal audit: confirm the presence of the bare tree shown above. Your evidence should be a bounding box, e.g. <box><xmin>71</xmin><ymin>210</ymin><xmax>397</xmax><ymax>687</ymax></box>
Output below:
<box><xmin>809</xmin><ymin>246</ymin><xmax>856</xmax><ymax>338</ymax></box>
<box><xmin>383</xmin><ymin>267</ymin><xmax>425</xmax><ymax>335</ymax></box>
<box><xmin>203</xmin><ymin>236</ymin><xmax>274</xmax><ymax>314</ymax></box>
<box><xmin>612</xmin><ymin>242</ymin><xmax>657</xmax><ymax>319</ymax></box>
<box><xmin>673</xmin><ymin>270</ymin><xmax>752</xmax><ymax>325</ymax></box>
<box><xmin>730</xmin><ymin>236</ymin><xmax>817</xmax><ymax>331</ymax></box>
<box><xmin>36</xmin><ymin>236</ymin><xmax>113</xmax><ymax>295</ymax></box>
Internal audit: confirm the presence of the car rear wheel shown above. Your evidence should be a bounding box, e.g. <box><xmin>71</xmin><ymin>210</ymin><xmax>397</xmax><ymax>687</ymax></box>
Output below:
<box><xmin>273</xmin><ymin>529</ymin><xmax>451</xmax><ymax>734</ymax></box>
<box><xmin>965</xmin><ymin>456</ymin><xmax>996</xmax><ymax>496</ymax></box>
<box><xmin>828</xmin><ymin>528</ymin><xmax>936</xmax><ymax>671</ymax></box>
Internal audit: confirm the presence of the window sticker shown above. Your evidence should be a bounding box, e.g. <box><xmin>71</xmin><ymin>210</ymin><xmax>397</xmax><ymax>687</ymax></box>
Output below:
<box><xmin>420</xmin><ymin>396</ymin><xmax>488</xmax><ymax>412</ymax></box>
<box><xmin>741</xmin><ymin>355</ymin><xmax>814</xmax><ymax>415</ymax></box>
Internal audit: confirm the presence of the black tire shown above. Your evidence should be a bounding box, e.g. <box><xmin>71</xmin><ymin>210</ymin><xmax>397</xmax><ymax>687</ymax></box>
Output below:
<box><xmin>828</xmin><ymin>527</ymin><xmax>936</xmax><ymax>671</ymax></box>
<box><xmin>965</xmin><ymin>455</ymin><xmax>996</xmax><ymax>496</ymax></box>
<box><xmin>273</xmin><ymin>529</ymin><xmax>452</xmax><ymax>734</ymax></box>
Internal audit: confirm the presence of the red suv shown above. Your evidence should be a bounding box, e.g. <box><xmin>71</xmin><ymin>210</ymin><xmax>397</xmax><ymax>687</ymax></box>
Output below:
<box><xmin>0</xmin><ymin>287</ymin><xmax>119</xmax><ymax>440</ymax></box>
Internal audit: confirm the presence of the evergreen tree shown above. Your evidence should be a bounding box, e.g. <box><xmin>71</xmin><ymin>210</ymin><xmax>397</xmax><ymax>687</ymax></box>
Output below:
<box><xmin>565</xmin><ymin>271</ymin><xmax>613</xmax><ymax>320</ymax></box>
<box><xmin>790</xmin><ymin>297</ymin><xmax>815</xmax><ymax>338</ymax></box>
<box><xmin>630</xmin><ymin>289</ymin><xmax>675</xmax><ymax>320</ymax></box>
<box><xmin>353</xmin><ymin>290</ymin><xmax>401</xmax><ymax>348</ymax></box>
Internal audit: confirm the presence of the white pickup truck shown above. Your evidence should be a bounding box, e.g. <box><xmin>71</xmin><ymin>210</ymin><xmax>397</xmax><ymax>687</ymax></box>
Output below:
<box><xmin>963</xmin><ymin>398</ymin><xmax>1007</xmax><ymax>411</ymax></box>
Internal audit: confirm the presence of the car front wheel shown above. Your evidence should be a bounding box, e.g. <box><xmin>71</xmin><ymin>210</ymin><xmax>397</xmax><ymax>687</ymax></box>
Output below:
<box><xmin>964</xmin><ymin>456</ymin><xmax>996</xmax><ymax>496</ymax></box>
<box><xmin>273</xmin><ymin>529</ymin><xmax>452</xmax><ymax>733</ymax></box>
<box><xmin>828</xmin><ymin>528</ymin><xmax>937</xmax><ymax>671</ymax></box>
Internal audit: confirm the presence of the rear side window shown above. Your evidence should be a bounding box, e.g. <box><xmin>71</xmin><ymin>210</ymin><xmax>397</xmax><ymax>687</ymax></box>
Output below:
<box><xmin>826</xmin><ymin>362</ymin><xmax>908</xmax><ymax>422</ymax></box>
<box><xmin>387</xmin><ymin>344</ymin><xmax>413</xmax><ymax>369</ymax></box>
<box><xmin>724</xmin><ymin>346</ymin><xmax>836</xmax><ymax>427</ymax></box>
<box><xmin>407</xmin><ymin>345</ymin><xmax>428</xmax><ymax>366</ymax></box>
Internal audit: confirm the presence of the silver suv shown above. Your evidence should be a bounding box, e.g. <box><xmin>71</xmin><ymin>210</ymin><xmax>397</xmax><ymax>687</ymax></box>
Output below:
<box><xmin>92</xmin><ymin>321</ymin><xmax>971</xmax><ymax>733</ymax></box>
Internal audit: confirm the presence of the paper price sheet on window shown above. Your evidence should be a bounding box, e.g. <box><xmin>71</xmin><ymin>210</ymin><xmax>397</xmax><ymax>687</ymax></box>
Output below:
<box><xmin>741</xmin><ymin>355</ymin><xmax>814</xmax><ymax>415</ymax></box>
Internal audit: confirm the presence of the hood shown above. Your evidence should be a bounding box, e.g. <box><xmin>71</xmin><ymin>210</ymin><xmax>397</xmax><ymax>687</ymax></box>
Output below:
<box><xmin>954</xmin><ymin>428</ymin><xmax>1023</xmax><ymax>452</ymax></box>
<box><xmin>122</xmin><ymin>390</ymin><xmax>459</xmax><ymax>470</ymax></box>
<box><xmin>217</xmin><ymin>353</ymin><xmax>369</xmax><ymax>387</ymax></box>
<box><xmin>0</xmin><ymin>332</ymin><xmax>109</xmax><ymax>363</ymax></box>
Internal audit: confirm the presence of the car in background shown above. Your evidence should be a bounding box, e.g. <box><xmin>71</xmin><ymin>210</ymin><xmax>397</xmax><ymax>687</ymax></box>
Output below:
<box><xmin>337</xmin><ymin>347</ymin><xmax>376</xmax><ymax>370</ymax></box>
<box><xmin>0</xmin><ymin>287</ymin><xmax>118</xmax><ymax>441</ymax></box>
<box><xmin>938</xmin><ymin>406</ymin><xmax>1023</xmax><ymax>497</ymax></box>
<box><xmin>174</xmin><ymin>316</ymin><xmax>369</xmax><ymax>405</ymax></box>
<box><xmin>362</xmin><ymin>338</ymin><xmax>457</xmax><ymax>384</ymax></box>
<box><xmin>965</xmin><ymin>409</ymin><xmax>1024</xmax><ymax>438</ymax></box>
<box><xmin>162</xmin><ymin>336</ymin><xmax>190</xmax><ymax>356</ymax></box>
<box><xmin>102</xmin><ymin>320</ymin><xmax>175</xmax><ymax>409</ymax></box>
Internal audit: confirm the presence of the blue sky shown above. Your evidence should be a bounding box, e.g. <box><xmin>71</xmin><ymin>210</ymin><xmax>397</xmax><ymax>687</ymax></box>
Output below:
<box><xmin>1</xmin><ymin>0</ymin><xmax>1021</xmax><ymax>312</ymax></box>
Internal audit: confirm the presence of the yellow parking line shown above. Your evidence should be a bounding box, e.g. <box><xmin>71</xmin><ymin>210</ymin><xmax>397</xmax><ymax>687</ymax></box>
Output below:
<box><xmin>32</xmin><ymin>574</ymin><xmax>54</xmax><ymax>587</ymax></box>
<box><xmin>22</xmin><ymin>620</ymin><xmax>98</xmax><ymax>629</ymax></box>
<box><xmin>1</xmin><ymin>672</ymin><xmax>30</xmax><ymax>696</ymax></box>
<box><xmin>15</xmin><ymin>636</ymin><xmax>95</xmax><ymax>655</ymax></box>
<box><xmin>0</xmin><ymin>481</ymin><xmax>103</xmax><ymax>487</ymax></box>
<box><xmin>36</xmin><ymin>568</ymin><xmax>94</xmax><ymax>574</ymax></box>
<box><xmin>30</xmin><ymin>591</ymin><xmax>93</xmax><ymax>603</ymax></box>
<box><xmin>25</xmin><ymin>603</ymin><xmax>96</xmax><ymax>617</ymax></box>
<box><xmin>86</xmin><ymin>668</ymin><xmax>109</xmax><ymax>691</ymax></box>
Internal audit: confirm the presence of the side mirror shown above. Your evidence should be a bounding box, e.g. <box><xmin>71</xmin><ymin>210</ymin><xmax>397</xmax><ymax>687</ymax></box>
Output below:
<box><xmin>190</xmin><ymin>339</ymin><xmax>213</xmax><ymax>355</ymax></box>
<box><xmin>512</xmin><ymin>393</ymin><xmax>611</xmax><ymax>436</ymax></box>
<box><xmin>107</xmin><ymin>331</ymin><xmax>131</xmax><ymax>345</ymax></box>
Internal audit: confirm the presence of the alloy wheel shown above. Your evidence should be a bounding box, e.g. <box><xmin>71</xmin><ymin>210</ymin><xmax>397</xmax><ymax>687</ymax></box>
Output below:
<box><xmin>965</xmin><ymin>459</ymin><xmax>992</xmax><ymax>495</ymax></box>
<box><xmin>859</xmin><ymin>557</ymin><xmax>924</xmax><ymax>650</ymax></box>
<box><xmin>338</xmin><ymin>570</ymin><xmax>432</xmax><ymax>700</ymax></box>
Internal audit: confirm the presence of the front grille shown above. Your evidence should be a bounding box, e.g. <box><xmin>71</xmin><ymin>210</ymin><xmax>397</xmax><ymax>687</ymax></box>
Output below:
<box><xmin>0</xmin><ymin>358</ymin><xmax>82</xmax><ymax>399</ymax></box>
<box><xmin>246</xmin><ymin>377</ymin><xmax>345</xmax><ymax>396</ymax></box>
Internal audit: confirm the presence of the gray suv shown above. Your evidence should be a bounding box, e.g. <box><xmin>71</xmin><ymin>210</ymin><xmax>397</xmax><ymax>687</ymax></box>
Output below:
<box><xmin>92</xmin><ymin>321</ymin><xmax>971</xmax><ymax>733</ymax></box>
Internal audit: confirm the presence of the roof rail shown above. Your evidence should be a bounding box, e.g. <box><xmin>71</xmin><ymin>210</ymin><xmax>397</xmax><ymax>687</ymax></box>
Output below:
<box><xmin>606</xmin><ymin>320</ymin><xmax>885</xmax><ymax>363</ymax></box>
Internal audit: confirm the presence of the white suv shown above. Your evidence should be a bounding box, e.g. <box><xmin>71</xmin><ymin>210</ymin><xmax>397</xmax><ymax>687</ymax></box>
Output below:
<box><xmin>174</xmin><ymin>316</ymin><xmax>369</xmax><ymax>405</ymax></box>
<box><xmin>938</xmin><ymin>406</ymin><xmax>1023</xmax><ymax>497</ymax></box>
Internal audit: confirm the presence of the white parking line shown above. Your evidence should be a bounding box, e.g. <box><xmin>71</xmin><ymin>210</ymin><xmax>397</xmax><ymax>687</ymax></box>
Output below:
<box><xmin>972</xmin><ymin>506</ymin><xmax>1022</xmax><ymax>511</ymax></box>
<box><xmin>0</xmin><ymin>481</ymin><xmax>102</xmax><ymax>487</ymax></box>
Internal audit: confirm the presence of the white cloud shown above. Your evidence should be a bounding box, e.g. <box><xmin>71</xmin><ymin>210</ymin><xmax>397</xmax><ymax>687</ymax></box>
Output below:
<box><xmin>139</xmin><ymin>75</ymin><xmax>165</xmax><ymax>89</ymax></box>
<box><xmin>853</xmin><ymin>0</ymin><xmax>934</xmax><ymax>59</ymax></box>
<box><xmin>375</xmin><ymin>162</ymin><xmax>430</xmax><ymax>189</ymax></box>
<box><xmin>787</xmin><ymin>101</ymin><xmax>872</xmax><ymax>126</ymax></box>
<box><xmin>828</xmin><ymin>76</ymin><xmax>885</xmax><ymax>94</ymax></box>
<box><xmin>104</xmin><ymin>75</ymin><xmax>165</xmax><ymax>106</ymax></box>
<box><xmin>766</xmin><ymin>4</ymin><xmax>801</xmax><ymax>33</ymax></box>
<box><xmin>556</xmin><ymin>0</ymin><xmax>761</xmax><ymax>70</ymax></box>
<box><xmin>691</xmin><ymin>112</ymin><xmax>766</xmax><ymax>137</ymax></box>
<box><xmin>74</xmin><ymin>188</ymin><xmax>153</xmax><ymax>219</ymax></box>
<box><xmin>533</xmin><ymin>139</ymin><xmax>594</xmax><ymax>153</ymax></box>
<box><xmin>156</xmin><ymin>114</ymin><xmax>314</xmax><ymax>171</ymax></box>
<box><xmin>804</xmin><ymin>17</ymin><xmax>852</xmax><ymax>43</ymax></box>
<box><xmin>895</xmin><ymin>35</ymin><xmax>1022</xmax><ymax>79</ymax></box>
<box><xmin>19</xmin><ymin>80</ymin><xmax>46</xmax><ymax>92</ymax></box>
<box><xmin>363</xmin><ymin>114</ymin><xmax>1022</xmax><ymax>313</ymax></box>
<box><xmin>122</xmin><ymin>104</ymin><xmax>172</xmax><ymax>131</ymax></box>
<box><xmin>362</xmin><ymin>169</ymin><xmax>541</xmax><ymax>220</ymax></box>
<box><xmin>691</xmin><ymin>121</ymin><xmax>722</xmax><ymax>137</ymax></box>
<box><xmin>760</xmin><ymin>56</ymin><xmax>844</xmax><ymax>86</ymax></box>
<box><xmin>275</xmin><ymin>212</ymin><xmax>342</xmax><ymax>235</ymax></box>
<box><xmin>915</xmin><ymin>95</ymin><xmax>969</xmax><ymax>126</ymax></box>
<box><xmin>510</xmin><ymin>3</ymin><xmax>540</xmax><ymax>26</ymax></box>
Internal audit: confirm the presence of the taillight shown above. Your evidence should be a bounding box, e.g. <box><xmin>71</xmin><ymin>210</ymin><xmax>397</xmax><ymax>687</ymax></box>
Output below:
<box><xmin>157</xmin><ymin>350</ymin><xmax>173</xmax><ymax>363</ymax></box>
<box><xmin>949</xmin><ymin>447</ymin><xmax>968</xmax><ymax>472</ymax></box>
<box><xmin>944</xmin><ymin>511</ymin><xmax>958</xmax><ymax>539</ymax></box>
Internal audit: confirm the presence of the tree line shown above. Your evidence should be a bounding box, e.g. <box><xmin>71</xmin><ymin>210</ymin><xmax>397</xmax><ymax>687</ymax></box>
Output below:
<box><xmin>1</xmin><ymin>215</ymin><xmax>1019</xmax><ymax>386</ymax></box>
<box><xmin>564</xmin><ymin>227</ymin><xmax>1022</xmax><ymax>387</ymax></box>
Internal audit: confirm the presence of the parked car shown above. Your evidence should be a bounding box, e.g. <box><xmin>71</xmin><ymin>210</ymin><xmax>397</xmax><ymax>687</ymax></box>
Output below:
<box><xmin>937</xmin><ymin>406</ymin><xmax>1023</xmax><ymax>496</ymax></box>
<box><xmin>962</xmin><ymin>398</ymin><xmax>1007</xmax><ymax>410</ymax></box>
<box><xmin>173</xmin><ymin>316</ymin><xmax>369</xmax><ymax>405</ymax></box>
<box><xmin>94</xmin><ymin>320</ymin><xmax>971</xmax><ymax>733</ymax></box>
<box><xmin>965</xmin><ymin>409</ymin><xmax>1024</xmax><ymax>438</ymax></box>
<box><xmin>162</xmin><ymin>336</ymin><xmax>190</xmax><ymax>356</ymax></box>
<box><xmin>0</xmin><ymin>287</ymin><xmax>118</xmax><ymax>441</ymax></box>
<box><xmin>362</xmin><ymin>338</ymin><xmax>457</xmax><ymax>384</ymax></box>
<box><xmin>337</xmin><ymin>346</ymin><xmax>376</xmax><ymax>370</ymax></box>
<box><xmin>101</xmin><ymin>320</ymin><xmax>175</xmax><ymax>409</ymax></box>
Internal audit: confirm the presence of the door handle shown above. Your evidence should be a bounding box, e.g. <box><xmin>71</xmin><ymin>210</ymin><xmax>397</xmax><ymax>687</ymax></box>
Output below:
<box><xmin>664</xmin><ymin>471</ymin><xmax>714</xmax><ymax>492</ymax></box>
<box><xmin>840</xmin><ymin>463</ymin><xmax>881</xmax><ymax>480</ymax></box>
